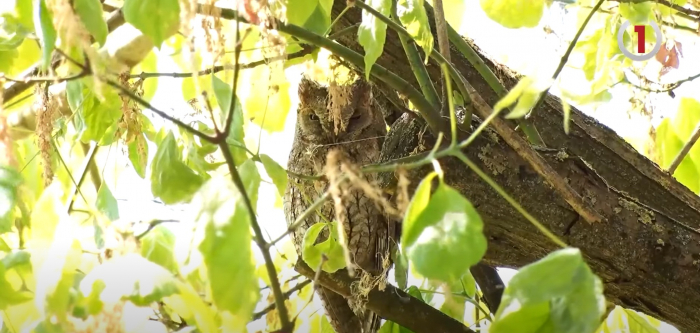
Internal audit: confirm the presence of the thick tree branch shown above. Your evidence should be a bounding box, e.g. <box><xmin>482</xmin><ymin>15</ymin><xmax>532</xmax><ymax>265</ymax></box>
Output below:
<box><xmin>294</xmin><ymin>259</ymin><xmax>476</xmax><ymax>333</ymax></box>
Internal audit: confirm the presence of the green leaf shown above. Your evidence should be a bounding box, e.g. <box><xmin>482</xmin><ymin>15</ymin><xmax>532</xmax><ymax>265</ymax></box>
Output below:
<box><xmin>122</xmin><ymin>0</ymin><xmax>179</xmax><ymax>47</ymax></box>
<box><xmin>96</xmin><ymin>183</ymin><xmax>119</xmax><ymax>221</ymax></box>
<box><xmin>286</xmin><ymin>0</ymin><xmax>333</xmax><ymax>35</ymax></box>
<box><xmin>0</xmin><ymin>166</ymin><xmax>22</xmax><ymax>234</ymax></box>
<box><xmin>32</xmin><ymin>0</ymin><xmax>55</xmax><ymax>70</ymax></box>
<box><xmin>655</xmin><ymin>98</ymin><xmax>700</xmax><ymax>193</ymax></box>
<box><xmin>72</xmin><ymin>280</ymin><xmax>104</xmax><ymax>319</ymax></box>
<box><xmin>625</xmin><ymin>308</ymin><xmax>661</xmax><ymax>333</ymax></box>
<box><xmin>480</xmin><ymin>0</ymin><xmax>545</xmax><ymax>29</ymax></box>
<box><xmin>150</xmin><ymin>132</ymin><xmax>204</xmax><ymax>204</ymax></box>
<box><xmin>196</xmin><ymin>177</ymin><xmax>259</xmax><ymax>325</ymax></box>
<box><xmin>358</xmin><ymin>0</ymin><xmax>391</xmax><ymax>80</ymax></box>
<box><xmin>259</xmin><ymin>154</ymin><xmax>288</xmax><ymax>197</ymax></box>
<box><xmin>459</xmin><ymin>272</ymin><xmax>477</xmax><ymax>299</ymax></box>
<box><xmin>397</xmin><ymin>0</ymin><xmax>433</xmax><ymax>60</ymax></box>
<box><xmin>212</xmin><ymin>75</ymin><xmax>248</xmax><ymax>165</ymax></box>
<box><xmin>491</xmin><ymin>248</ymin><xmax>606</xmax><ymax>333</ymax></box>
<box><xmin>0</xmin><ymin>17</ymin><xmax>29</xmax><ymax>51</ymax></box>
<box><xmin>392</xmin><ymin>247</ymin><xmax>408</xmax><ymax>290</ymax></box>
<box><xmin>0</xmin><ymin>254</ymin><xmax>33</xmax><ymax>309</ymax></box>
<box><xmin>79</xmin><ymin>253</ymin><xmax>179</xmax><ymax>306</ymax></box>
<box><xmin>619</xmin><ymin>2</ymin><xmax>653</xmax><ymax>24</ymax></box>
<box><xmin>502</xmin><ymin>76</ymin><xmax>552</xmax><ymax>119</ymax></box>
<box><xmin>129</xmin><ymin>133</ymin><xmax>149</xmax><ymax>179</ymax></box>
<box><xmin>72</xmin><ymin>0</ymin><xmax>108</xmax><ymax>46</ymax></box>
<box><xmin>562</xmin><ymin>98</ymin><xmax>571</xmax><ymax>135</ymax></box>
<box><xmin>140</xmin><ymin>224</ymin><xmax>178</xmax><ymax>273</ymax></box>
<box><xmin>238</xmin><ymin>158</ymin><xmax>261</xmax><ymax>212</ymax></box>
<box><xmin>302</xmin><ymin>222</ymin><xmax>346</xmax><ymax>273</ymax></box>
<box><xmin>401</xmin><ymin>172</ymin><xmax>437</xmax><ymax>247</ymax></box>
<box><xmin>0</xmin><ymin>238</ymin><xmax>10</xmax><ymax>251</ymax></box>
<box><xmin>403</xmin><ymin>181</ymin><xmax>487</xmax><ymax>283</ymax></box>
<box><xmin>66</xmin><ymin>80</ymin><xmax>122</xmax><ymax>144</ymax></box>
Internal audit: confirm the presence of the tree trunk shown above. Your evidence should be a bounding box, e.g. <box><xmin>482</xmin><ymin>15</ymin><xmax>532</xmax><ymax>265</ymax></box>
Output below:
<box><xmin>328</xmin><ymin>2</ymin><xmax>700</xmax><ymax>332</ymax></box>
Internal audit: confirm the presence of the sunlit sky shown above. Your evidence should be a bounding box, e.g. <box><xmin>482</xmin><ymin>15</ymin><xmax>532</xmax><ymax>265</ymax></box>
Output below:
<box><xmin>93</xmin><ymin>0</ymin><xmax>700</xmax><ymax>331</ymax></box>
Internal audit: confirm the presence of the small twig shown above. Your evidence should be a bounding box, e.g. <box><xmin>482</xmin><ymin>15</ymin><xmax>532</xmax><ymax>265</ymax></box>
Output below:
<box><xmin>390</xmin><ymin>0</ymin><xmax>440</xmax><ymax>109</ymax></box>
<box><xmin>129</xmin><ymin>46</ymin><xmax>316</xmax><ymax>80</ymax></box>
<box><xmin>252</xmin><ymin>279</ymin><xmax>312</xmax><ymax>320</ymax></box>
<box><xmin>68</xmin><ymin>142</ymin><xmax>99</xmax><ymax>213</ymax></box>
<box><xmin>530</xmin><ymin>0</ymin><xmax>605</xmax><ymax>118</ymax></box>
<box><xmin>267</xmin><ymin>192</ymin><xmax>332</xmax><ymax>248</ymax></box>
<box><xmin>104</xmin><ymin>79</ymin><xmax>218</xmax><ymax>143</ymax></box>
<box><xmin>668</xmin><ymin>120</ymin><xmax>700</xmax><ymax>174</ymax></box>
<box><xmin>610</xmin><ymin>0</ymin><xmax>700</xmax><ymax>18</ymax></box>
<box><xmin>135</xmin><ymin>219</ymin><xmax>180</xmax><ymax>240</ymax></box>
<box><xmin>432</xmin><ymin>0</ymin><xmax>451</xmax><ymax>116</ymax></box>
<box><xmin>453</xmin><ymin>151</ymin><xmax>568</xmax><ymax>247</ymax></box>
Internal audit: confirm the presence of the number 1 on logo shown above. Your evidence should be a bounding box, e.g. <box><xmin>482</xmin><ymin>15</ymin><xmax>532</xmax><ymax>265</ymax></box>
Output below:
<box><xmin>634</xmin><ymin>25</ymin><xmax>646</xmax><ymax>53</ymax></box>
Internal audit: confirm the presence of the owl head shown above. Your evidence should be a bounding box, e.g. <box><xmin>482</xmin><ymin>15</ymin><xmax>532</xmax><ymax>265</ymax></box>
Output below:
<box><xmin>296</xmin><ymin>75</ymin><xmax>381</xmax><ymax>145</ymax></box>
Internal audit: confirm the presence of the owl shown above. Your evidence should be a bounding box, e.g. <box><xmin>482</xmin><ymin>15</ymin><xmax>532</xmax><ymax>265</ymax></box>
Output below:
<box><xmin>283</xmin><ymin>75</ymin><xmax>390</xmax><ymax>333</ymax></box>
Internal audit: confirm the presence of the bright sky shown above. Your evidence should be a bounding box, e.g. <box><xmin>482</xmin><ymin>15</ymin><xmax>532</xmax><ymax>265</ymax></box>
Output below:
<box><xmin>96</xmin><ymin>0</ymin><xmax>698</xmax><ymax>331</ymax></box>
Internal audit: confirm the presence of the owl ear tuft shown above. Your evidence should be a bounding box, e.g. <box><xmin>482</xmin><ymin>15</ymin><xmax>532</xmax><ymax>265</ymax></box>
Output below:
<box><xmin>299</xmin><ymin>75</ymin><xmax>327</xmax><ymax>106</ymax></box>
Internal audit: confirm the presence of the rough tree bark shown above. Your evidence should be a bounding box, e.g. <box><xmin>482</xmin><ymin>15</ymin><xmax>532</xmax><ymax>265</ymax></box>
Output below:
<box><xmin>326</xmin><ymin>2</ymin><xmax>700</xmax><ymax>332</ymax></box>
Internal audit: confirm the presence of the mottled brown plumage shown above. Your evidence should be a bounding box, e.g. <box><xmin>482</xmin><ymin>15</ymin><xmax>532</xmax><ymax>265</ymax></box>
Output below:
<box><xmin>283</xmin><ymin>75</ymin><xmax>389</xmax><ymax>333</ymax></box>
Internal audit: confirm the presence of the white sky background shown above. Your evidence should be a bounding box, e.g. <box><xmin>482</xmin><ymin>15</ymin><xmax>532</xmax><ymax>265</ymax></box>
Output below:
<box><xmin>97</xmin><ymin>0</ymin><xmax>700</xmax><ymax>331</ymax></box>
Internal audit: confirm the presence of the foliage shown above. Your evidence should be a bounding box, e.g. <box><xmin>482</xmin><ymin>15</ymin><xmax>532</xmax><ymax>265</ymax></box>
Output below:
<box><xmin>0</xmin><ymin>0</ymin><xmax>692</xmax><ymax>332</ymax></box>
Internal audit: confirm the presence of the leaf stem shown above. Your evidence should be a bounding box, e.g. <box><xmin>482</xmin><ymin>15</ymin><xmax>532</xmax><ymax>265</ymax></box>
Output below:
<box><xmin>390</xmin><ymin>0</ymin><xmax>440</xmax><ymax>109</ymax></box>
<box><xmin>668</xmin><ymin>119</ymin><xmax>700</xmax><ymax>174</ymax></box>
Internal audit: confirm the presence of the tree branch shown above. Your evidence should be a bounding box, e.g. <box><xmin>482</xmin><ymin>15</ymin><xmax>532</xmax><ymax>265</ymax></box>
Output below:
<box><xmin>611</xmin><ymin>0</ymin><xmax>700</xmax><ymax>18</ymax></box>
<box><xmin>252</xmin><ymin>279</ymin><xmax>312</xmax><ymax>320</ymax></box>
<box><xmin>294</xmin><ymin>259</ymin><xmax>476</xmax><ymax>333</ymax></box>
<box><xmin>219</xmin><ymin>142</ymin><xmax>293</xmax><ymax>331</ymax></box>
<box><xmin>2</xmin><ymin>9</ymin><xmax>126</xmax><ymax>103</ymax></box>
<box><xmin>530</xmin><ymin>0</ymin><xmax>605</xmax><ymax>119</ymax></box>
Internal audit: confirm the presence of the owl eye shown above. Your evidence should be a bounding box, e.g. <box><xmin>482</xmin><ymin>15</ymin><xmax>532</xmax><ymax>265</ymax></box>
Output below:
<box><xmin>308</xmin><ymin>114</ymin><xmax>319</xmax><ymax>121</ymax></box>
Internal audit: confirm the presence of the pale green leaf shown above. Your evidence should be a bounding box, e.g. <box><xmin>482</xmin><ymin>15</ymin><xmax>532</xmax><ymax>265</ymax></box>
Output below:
<box><xmin>491</xmin><ymin>248</ymin><xmax>606</xmax><ymax>333</ymax></box>
<box><xmin>0</xmin><ymin>166</ymin><xmax>22</xmax><ymax>234</ymax></box>
<box><xmin>302</xmin><ymin>222</ymin><xmax>346</xmax><ymax>273</ymax></box>
<box><xmin>562</xmin><ymin>98</ymin><xmax>571</xmax><ymax>134</ymax></box>
<box><xmin>96</xmin><ymin>183</ymin><xmax>119</xmax><ymax>221</ymax></box>
<box><xmin>73</xmin><ymin>0</ymin><xmax>107</xmax><ymax>45</ymax></box>
<box><xmin>625</xmin><ymin>308</ymin><xmax>661</xmax><ymax>333</ymax></box>
<box><xmin>196</xmin><ymin>177</ymin><xmax>259</xmax><ymax>325</ymax></box>
<box><xmin>140</xmin><ymin>224</ymin><xmax>178</xmax><ymax>273</ymax></box>
<box><xmin>122</xmin><ymin>0</ymin><xmax>180</xmax><ymax>47</ymax></box>
<box><xmin>150</xmin><ymin>132</ymin><xmax>204</xmax><ymax>204</ymax></box>
<box><xmin>504</xmin><ymin>77</ymin><xmax>552</xmax><ymax>119</ymax></box>
<box><xmin>392</xmin><ymin>247</ymin><xmax>408</xmax><ymax>290</ymax></box>
<box><xmin>480</xmin><ymin>0</ymin><xmax>545</xmax><ymax>29</ymax></box>
<box><xmin>259</xmin><ymin>154</ymin><xmax>288</xmax><ymax>197</ymax></box>
<box><xmin>79</xmin><ymin>253</ymin><xmax>179</xmax><ymax>306</ymax></box>
<box><xmin>401</xmin><ymin>172</ymin><xmax>437</xmax><ymax>247</ymax></box>
<box><xmin>212</xmin><ymin>75</ymin><xmax>248</xmax><ymax>165</ymax></box>
<box><xmin>405</xmin><ymin>182</ymin><xmax>487</xmax><ymax>283</ymax></box>
<box><xmin>0</xmin><ymin>258</ymin><xmax>33</xmax><ymax>309</ymax></box>
<box><xmin>72</xmin><ymin>280</ymin><xmax>105</xmax><ymax>319</ymax></box>
<box><xmin>33</xmin><ymin>0</ymin><xmax>55</xmax><ymax>70</ymax></box>
<box><xmin>238</xmin><ymin>158</ymin><xmax>261</xmax><ymax>213</ymax></box>
<box><xmin>358</xmin><ymin>0</ymin><xmax>391</xmax><ymax>80</ymax></box>
<box><xmin>128</xmin><ymin>133</ymin><xmax>149</xmax><ymax>179</ymax></box>
<box><xmin>287</xmin><ymin>0</ymin><xmax>333</xmax><ymax>35</ymax></box>
<box><xmin>397</xmin><ymin>0</ymin><xmax>433</xmax><ymax>59</ymax></box>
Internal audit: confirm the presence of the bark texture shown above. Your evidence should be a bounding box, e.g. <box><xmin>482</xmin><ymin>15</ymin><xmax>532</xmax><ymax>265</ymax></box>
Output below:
<box><xmin>328</xmin><ymin>2</ymin><xmax>700</xmax><ymax>332</ymax></box>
